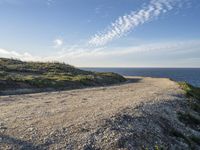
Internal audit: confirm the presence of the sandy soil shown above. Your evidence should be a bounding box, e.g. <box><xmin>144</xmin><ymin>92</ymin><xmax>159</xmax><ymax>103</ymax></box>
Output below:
<box><xmin>0</xmin><ymin>77</ymin><xmax>199</xmax><ymax>150</ymax></box>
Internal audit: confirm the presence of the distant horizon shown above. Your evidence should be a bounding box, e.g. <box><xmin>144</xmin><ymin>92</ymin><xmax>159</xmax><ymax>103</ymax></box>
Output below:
<box><xmin>0</xmin><ymin>0</ymin><xmax>200</xmax><ymax>67</ymax></box>
<box><xmin>81</xmin><ymin>67</ymin><xmax>200</xmax><ymax>69</ymax></box>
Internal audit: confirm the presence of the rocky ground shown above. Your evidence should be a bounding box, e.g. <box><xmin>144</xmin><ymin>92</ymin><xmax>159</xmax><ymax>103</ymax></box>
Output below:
<box><xmin>0</xmin><ymin>77</ymin><xmax>199</xmax><ymax>150</ymax></box>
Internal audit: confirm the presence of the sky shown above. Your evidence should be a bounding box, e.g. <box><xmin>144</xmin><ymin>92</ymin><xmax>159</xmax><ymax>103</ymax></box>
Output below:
<box><xmin>0</xmin><ymin>0</ymin><xmax>200</xmax><ymax>67</ymax></box>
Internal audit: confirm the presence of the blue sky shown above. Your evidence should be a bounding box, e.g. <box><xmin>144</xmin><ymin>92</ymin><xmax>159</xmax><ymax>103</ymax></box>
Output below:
<box><xmin>0</xmin><ymin>0</ymin><xmax>200</xmax><ymax>67</ymax></box>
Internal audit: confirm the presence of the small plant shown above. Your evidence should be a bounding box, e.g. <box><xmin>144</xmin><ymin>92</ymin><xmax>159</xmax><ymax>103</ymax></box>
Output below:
<box><xmin>179</xmin><ymin>82</ymin><xmax>200</xmax><ymax>114</ymax></box>
<box><xmin>154</xmin><ymin>144</ymin><xmax>164</xmax><ymax>150</ymax></box>
<box><xmin>179</xmin><ymin>82</ymin><xmax>200</xmax><ymax>100</ymax></box>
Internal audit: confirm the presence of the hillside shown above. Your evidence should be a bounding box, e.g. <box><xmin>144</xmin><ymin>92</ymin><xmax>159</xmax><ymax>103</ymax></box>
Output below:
<box><xmin>0</xmin><ymin>58</ymin><xmax>126</xmax><ymax>95</ymax></box>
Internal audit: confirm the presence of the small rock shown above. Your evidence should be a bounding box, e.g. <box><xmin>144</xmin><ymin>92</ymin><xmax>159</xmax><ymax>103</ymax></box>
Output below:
<box><xmin>27</xmin><ymin>127</ymin><xmax>34</xmax><ymax>132</ymax></box>
<box><xmin>50</xmin><ymin>131</ymin><xmax>54</xmax><ymax>136</ymax></box>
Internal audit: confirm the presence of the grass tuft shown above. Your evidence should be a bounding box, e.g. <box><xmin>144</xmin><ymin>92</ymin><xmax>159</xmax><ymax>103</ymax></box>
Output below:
<box><xmin>179</xmin><ymin>82</ymin><xmax>200</xmax><ymax>100</ymax></box>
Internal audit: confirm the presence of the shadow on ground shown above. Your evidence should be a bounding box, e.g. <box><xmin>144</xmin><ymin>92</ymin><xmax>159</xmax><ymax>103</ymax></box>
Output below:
<box><xmin>0</xmin><ymin>135</ymin><xmax>41</xmax><ymax>150</ymax></box>
<box><xmin>77</xmin><ymin>95</ymin><xmax>200</xmax><ymax>150</ymax></box>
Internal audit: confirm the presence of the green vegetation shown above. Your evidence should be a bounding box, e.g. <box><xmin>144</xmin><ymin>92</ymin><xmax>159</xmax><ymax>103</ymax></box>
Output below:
<box><xmin>179</xmin><ymin>82</ymin><xmax>200</xmax><ymax>100</ymax></box>
<box><xmin>179</xmin><ymin>82</ymin><xmax>200</xmax><ymax>114</ymax></box>
<box><xmin>0</xmin><ymin>58</ymin><xmax>126</xmax><ymax>94</ymax></box>
<box><xmin>154</xmin><ymin>145</ymin><xmax>164</xmax><ymax>150</ymax></box>
<box><xmin>175</xmin><ymin>82</ymin><xmax>200</xmax><ymax>148</ymax></box>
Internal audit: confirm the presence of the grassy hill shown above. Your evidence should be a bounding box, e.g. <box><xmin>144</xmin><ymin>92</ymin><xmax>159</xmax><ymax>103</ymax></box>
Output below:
<box><xmin>0</xmin><ymin>58</ymin><xmax>126</xmax><ymax>95</ymax></box>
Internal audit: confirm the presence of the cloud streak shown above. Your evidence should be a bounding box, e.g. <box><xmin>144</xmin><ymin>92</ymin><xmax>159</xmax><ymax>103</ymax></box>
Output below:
<box><xmin>89</xmin><ymin>0</ymin><xmax>180</xmax><ymax>46</ymax></box>
<box><xmin>0</xmin><ymin>48</ymin><xmax>40</xmax><ymax>61</ymax></box>
<box><xmin>1</xmin><ymin>40</ymin><xmax>200</xmax><ymax>59</ymax></box>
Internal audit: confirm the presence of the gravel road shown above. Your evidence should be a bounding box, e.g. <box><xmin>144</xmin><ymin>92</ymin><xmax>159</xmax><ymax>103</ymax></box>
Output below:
<box><xmin>0</xmin><ymin>77</ymin><xmax>199</xmax><ymax>150</ymax></box>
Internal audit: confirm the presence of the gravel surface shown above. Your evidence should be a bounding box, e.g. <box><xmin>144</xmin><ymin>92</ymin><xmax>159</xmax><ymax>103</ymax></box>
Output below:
<box><xmin>0</xmin><ymin>76</ymin><xmax>199</xmax><ymax>150</ymax></box>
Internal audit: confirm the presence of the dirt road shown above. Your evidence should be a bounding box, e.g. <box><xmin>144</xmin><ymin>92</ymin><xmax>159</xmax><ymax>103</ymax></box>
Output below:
<box><xmin>0</xmin><ymin>77</ymin><xmax>199</xmax><ymax>149</ymax></box>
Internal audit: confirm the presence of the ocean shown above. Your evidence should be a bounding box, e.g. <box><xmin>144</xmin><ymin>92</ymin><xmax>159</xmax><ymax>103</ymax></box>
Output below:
<box><xmin>82</xmin><ymin>68</ymin><xmax>200</xmax><ymax>87</ymax></box>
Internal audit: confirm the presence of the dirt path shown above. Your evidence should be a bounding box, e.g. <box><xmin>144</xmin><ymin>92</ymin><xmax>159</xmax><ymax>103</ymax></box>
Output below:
<box><xmin>0</xmin><ymin>77</ymin><xmax>199</xmax><ymax>149</ymax></box>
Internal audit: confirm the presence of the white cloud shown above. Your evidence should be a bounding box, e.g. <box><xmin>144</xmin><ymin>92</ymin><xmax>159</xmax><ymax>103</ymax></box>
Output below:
<box><xmin>0</xmin><ymin>48</ymin><xmax>41</xmax><ymax>61</ymax></box>
<box><xmin>1</xmin><ymin>40</ymin><xmax>200</xmax><ymax>67</ymax></box>
<box><xmin>88</xmin><ymin>0</ymin><xmax>182</xmax><ymax>46</ymax></box>
<box><xmin>0</xmin><ymin>48</ymin><xmax>10</xmax><ymax>54</ymax></box>
<box><xmin>53</xmin><ymin>38</ymin><xmax>63</xmax><ymax>48</ymax></box>
<box><xmin>67</xmin><ymin>40</ymin><xmax>200</xmax><ymax>58</ymax></box>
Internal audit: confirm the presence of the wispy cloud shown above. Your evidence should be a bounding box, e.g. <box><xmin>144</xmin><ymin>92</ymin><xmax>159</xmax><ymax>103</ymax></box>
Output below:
<box><xmin>69</xmin><ymin>40</ymin><xmax>200</xmax><ymax>59</ymax></box>
<box><xmin>0</xmin><ymin>48</ymin><xmax>40</xmax><ymax>61</ymax></box>
<box><xmin>53</xmin><ymin>38</ymin><xmax>63</xmax><ymax>48</ymax></box>
<box><xmin>89</xmin><ymin>0</ymin><xmax>182</xmax><ymax>46</ymax></box>
<box><xmin>93</xmin><ymin>40</ymin><xmax>200</xmax><ymax>56</ymax></box>
<box><xmin>1</xmin><ymin>40</ymin><xmax>200</xmax><ymax>67</ymax></box>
